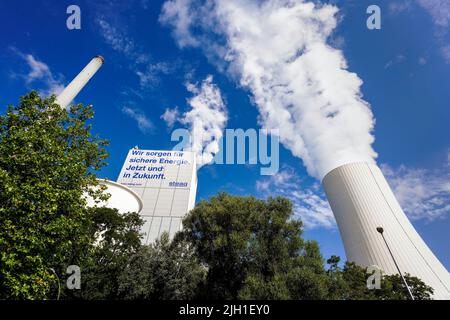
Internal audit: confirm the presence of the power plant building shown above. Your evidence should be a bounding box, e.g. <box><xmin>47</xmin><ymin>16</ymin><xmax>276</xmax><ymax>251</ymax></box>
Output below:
<box><xmin>54</xmin><ymin>56</ymin><xmax>199</xmax><ymax>244</ymax></box>
<box><xmin>117</xmin><ymin>149</ymin><xmax>197</xmax><ymax>244</ymax></box>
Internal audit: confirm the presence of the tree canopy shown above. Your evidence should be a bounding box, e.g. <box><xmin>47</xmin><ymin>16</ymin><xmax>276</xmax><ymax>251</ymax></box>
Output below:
<box><xmin>178</xmin><ymin>193</ymin><xmax>330</xmax><ymax>299</ymax></box>
<box><xmin>64</xmin><ymin>207</ymin><xmax>144</xmax><ymax>300</ymax></box>
<box><xmin>118</xmin><ymin>232</ymin><xmax>206</xmax><ymax>300</ymax></box>
<box><xmin>0</xmin><ymin>92</ymin><xmax>108</xmax><ymax>299</ymax></box>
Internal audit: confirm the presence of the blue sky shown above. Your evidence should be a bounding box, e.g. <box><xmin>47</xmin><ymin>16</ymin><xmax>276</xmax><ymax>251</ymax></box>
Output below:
<box><xmin>0</xmin><ymin>0</ymin><xmax>449</xmax><ymax>268</ymax></box>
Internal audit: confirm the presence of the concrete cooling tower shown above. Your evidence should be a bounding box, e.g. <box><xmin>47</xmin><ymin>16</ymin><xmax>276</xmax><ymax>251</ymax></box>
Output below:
<box><xmin>322</xmin><ymin>162</ymin><xmax>450</xmax><ymax>299</ymax></box>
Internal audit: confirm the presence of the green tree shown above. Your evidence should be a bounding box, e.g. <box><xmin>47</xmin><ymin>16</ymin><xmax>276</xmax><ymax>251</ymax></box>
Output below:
<box><xmin>327</xmin><ymin>260</ymin><xmax>433</xmax><ymax>300</ymax></box>
<box><xmin>379</xmin><ymin>273</ymin><xmax>433</xmax><ymax>300</ymax></box>
<box><xmin>325</xmin><ymin>255</ymin><xmax>350</xmax><ymax>299</ymax></box>
<box><xmin>0</xmin><ymin>92</ymin><xmax>108</xmax><ymax>299</ymax></box>
<box><xmin>118</xmin><ymin>232</ymin><xmax>206</xmax><ymax>300</ymax></box>
<box><xmin>64</xmin><ymin>207</ymin><xmax>144</xmax><ymax>300</ymax></box>
<box><xmin>179</xmin><ymin>193</ymin><xmax>330</xmax><ymax>300</ymax></box>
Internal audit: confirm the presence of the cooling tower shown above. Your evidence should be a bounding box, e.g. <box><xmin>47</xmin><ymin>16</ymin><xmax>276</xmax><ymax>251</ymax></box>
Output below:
<box><xmin>322</xmin><ymin>162</ymin><xmax>450</xmax><ymax>299</ymax></box>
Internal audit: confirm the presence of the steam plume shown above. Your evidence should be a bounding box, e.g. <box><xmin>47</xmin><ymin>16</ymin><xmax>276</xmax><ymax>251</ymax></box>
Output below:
<box><xmin>163</xmin><ymin>75</ymin><xmax>227</xmax><ymax>168</ymax></box>
<box><xmin>161</xmin><ymin>0</ymin><xmax>377</xmax><ymax>179</ymax></box>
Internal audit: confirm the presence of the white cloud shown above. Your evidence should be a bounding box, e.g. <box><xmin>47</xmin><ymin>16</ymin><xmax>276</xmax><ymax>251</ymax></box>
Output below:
<box><xmin>159</xmin><ymin>0</ymin><xmax>200</xmax><ymax>48</ymax></box>
<box><xmin>382</xmin><ymin>159</ymin><xmax>450</xmax><ymax>221</ymax></box>
<box><xmin>98</xmin><ymin>19</ymin><xmax>150</xmax><ymax>64</ymax></box>
<box><xmin>11</xmin><ymin>47</ymin><xmax>65</xmax><ymax>96</ymax></box>
<box><xmin>97</xmin><ymin>18</ymin><xmax>177</xmax><ymax>132</ymax></box>
<box><xmin>161</xmin><ymin>75</ymin><xmax>227</xmax><ymax>168</ymax></box>
<box><xmin>389</xmin><ymin>1</ymin><xmax>413</xmax><ymax>15</ymax></box>
<box><xmin>417</xmin><ymin>0</ymin><xmax>450</xmax><ymax>27</ymax></box>
<box><xmin>440</xmin><ymin>45</ymin><xmax>450</xmax><ymax>63</ymax></box>
<box><xmin>122</xmin><ymin>106</ymin><xmax>154</xmax><ymax>133</ymax></box>
<box><xmin>385</xmin><ymin>54</ymin><xmax>406</xmax><ymax>69</ymax></box>
<box><xmin>97</xmin><ymin>19</ymin><xmax>174</xmax><ymax>88</ymax></box>
<box><xmin>390</xmin><ymin>0</ymin><xmax>450</xmax><ymax>27</ymax></box>
<box><xmin>24</xmin><ymin>54</ymin><xmax>51</xmax><ymax>82</ymax></box>
<box><xmin>161</xmin><ymin>75</ymin><xmax>228</xmax><ymax>169</ymax></box>
<box><xmin>136</xmin><ymin>61</ymin><xmax>175</xmax><ymax>88</ymax></box>
<box><xmin>160</xmin><ymin>0</ymin><xmax>377</xmax><ymax>180</ymax></box>
<box><xmin>256</xmin><ymin>166</ymin><xmax>335</xmax><ymax>229</ymax></box>
<box><xmin>180</xmin><ymin>75</ymin><xmax>228</xmax><ymax>168</ymax></box>
<box><xmin>417</xmin><ymin>0</ymin><xmax>450</xmax><ymax>62</ymax></box>
<box><xmin>161</xmin><ymin>106</ymin><xmax>180</xmax><ymax>128</ymax></box>
<box><xmin>387</xmin><ymin>1</ymin><xmax>450</xmax><ymax>63</ymax></box>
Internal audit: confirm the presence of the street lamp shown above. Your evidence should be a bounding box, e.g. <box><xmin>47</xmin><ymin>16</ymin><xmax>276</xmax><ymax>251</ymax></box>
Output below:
<box><xmin>49</xmin><ymin>268</ymin><xmax>61</xmax><ymax>300</ymax></box>
<box><xmin>376</xmin><ymin>227</ymin><xmax>415</xmax><ymax>300</ymax></box>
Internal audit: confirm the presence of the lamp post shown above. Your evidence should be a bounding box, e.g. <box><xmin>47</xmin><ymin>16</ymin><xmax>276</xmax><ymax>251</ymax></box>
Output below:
<box><xmin>49</xmin><ymin>268</ymin><xmax>61</xmax><ymax>300</ymax></box>
<box><xmin>376</xmin><ymin>227</ymin><xmax>415</xmax><ymax>300</ymax></box>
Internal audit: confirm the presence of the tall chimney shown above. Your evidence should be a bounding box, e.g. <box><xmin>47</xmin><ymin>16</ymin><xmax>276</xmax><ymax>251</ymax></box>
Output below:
<box><xmin>322</xmin><ymin>162</ymin><xmax>450</xmax><ymax>299</ymax></box>
<box><xmin>55</xmin><ymin>55</ymin><xmax>104</xmax><ymax>109</ymax></box>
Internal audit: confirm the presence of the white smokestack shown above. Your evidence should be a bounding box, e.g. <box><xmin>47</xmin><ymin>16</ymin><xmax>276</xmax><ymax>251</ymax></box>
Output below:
<box><xmin>323</xmin><ymin>162</ymin><xmax>450</xmax><ymax>299</ymax></box>
<box><xmin>56</xmin><ymin>55</ymin><xmax>104</xmax><ymax>109</ymax></box>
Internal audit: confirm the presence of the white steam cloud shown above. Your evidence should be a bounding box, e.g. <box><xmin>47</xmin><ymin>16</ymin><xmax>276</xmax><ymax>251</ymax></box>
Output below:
<box><xmin>382</xmin><ymin>161</ymin><xmax>450</xmax><ymax>221</ymax></box>
<box><xmin>256</xmin><ymin>166</ymin><xmax>335</xmax><ymax>229</ymax></box>
<box><xmin>161</xmin><ymin>106</ymin><xmax>180</xmax><ymax>128</ymax></box>
<box><xmin>10</xmin><ymin>47</ymin><xmax>65</xmax><ymax>96</ymax></box>
<box><xmin>162</xmin><ymin>75</ymin><xmax>227</xmax><ymax>168</ymax></box>
<box><xmin>160</xmin><ymin>0</ymin><xmax>377</xmax><ymax>179</ymax></box>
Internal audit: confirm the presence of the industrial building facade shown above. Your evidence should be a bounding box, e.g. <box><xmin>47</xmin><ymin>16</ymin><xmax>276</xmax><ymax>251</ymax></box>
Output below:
<box><xmin>117</xmin><ymin>149</ymin><xmax>197</xmax><ymax>244</ymax></box>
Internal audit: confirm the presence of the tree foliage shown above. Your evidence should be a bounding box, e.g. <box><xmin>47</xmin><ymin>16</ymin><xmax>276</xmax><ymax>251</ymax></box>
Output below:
<box><xmin>179</xmin><ymin>193</ymin><xmax>331</xmax><ymax>299</ymax></box>
<box><xmin>326</xmin><ymin>258</ymin><xmax>433</xmax><ymax>300</ymax></box>
<box><xmin>179</xmin><ymin>193</ymin><xmax>433</xmax><ymax>300</ymax></box>
<box><xmin>0</xmin><ymin>92</ymin><xmax>108</xmax><ymax>299</ymax></box>
<box><xmin>118</xmin><ymin>232</ymin><xmax>206</xmax><ymax>300</ymax></box>
<box><xmin>64</xmin><ymin>207</ymin><xmax>144</xmax><ymax>300</ymax></box>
